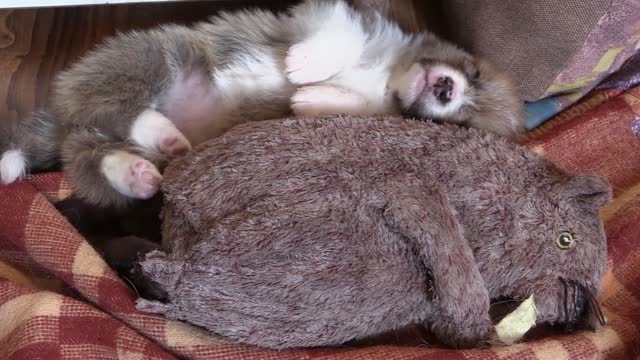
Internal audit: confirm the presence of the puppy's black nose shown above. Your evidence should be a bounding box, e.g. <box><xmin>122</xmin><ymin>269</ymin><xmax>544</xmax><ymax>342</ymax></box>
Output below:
<box><xmin>433</xmin><ymin>76</ymin><xmax>454</xmax><ymax>104</ymax></box>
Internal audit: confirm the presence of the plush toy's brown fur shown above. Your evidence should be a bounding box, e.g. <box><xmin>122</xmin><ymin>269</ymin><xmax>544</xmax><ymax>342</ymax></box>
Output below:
<box><xmin>137</xmin><ymin>116</ymin><xmax>611</xmax><ymax>349</ymax></box>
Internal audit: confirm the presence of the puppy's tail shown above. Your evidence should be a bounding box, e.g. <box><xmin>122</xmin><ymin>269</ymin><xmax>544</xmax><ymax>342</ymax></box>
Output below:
<box><xmin>0</xmin><ymin>112</ymin><xmax>64</xmax><ymax>184</ymax></box>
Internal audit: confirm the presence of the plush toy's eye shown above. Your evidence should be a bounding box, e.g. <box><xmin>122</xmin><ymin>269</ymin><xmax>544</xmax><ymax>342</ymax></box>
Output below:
<box><xmin>556</xmin><ymin>232</ymin><xmax>575</xmax><ymax>249</ymax></box>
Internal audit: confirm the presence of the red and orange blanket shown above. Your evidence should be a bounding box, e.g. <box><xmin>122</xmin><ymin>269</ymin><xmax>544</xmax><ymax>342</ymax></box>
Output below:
<box><xmin>1</xmin><ymin>86</ymin><xmax>639</xmax><ymax>359</ymax></box>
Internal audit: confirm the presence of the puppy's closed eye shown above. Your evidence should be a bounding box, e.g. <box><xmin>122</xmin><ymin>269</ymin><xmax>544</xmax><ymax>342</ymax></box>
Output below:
<box><xmin>463</xmin><ymin>60</ymin><xmax>480</xmax><ymax>81</ymax></box>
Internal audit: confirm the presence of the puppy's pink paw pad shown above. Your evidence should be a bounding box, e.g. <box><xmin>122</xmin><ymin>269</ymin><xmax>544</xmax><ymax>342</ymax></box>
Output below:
<box><xmin>158</xmin><ymin>133</ymin><xmax>192</xmax><ymax>158</ymax></box>
<box><xmin>127</xmin><ymin>160</ymin><xmax>162</xmax><ymax>199</ymax></box>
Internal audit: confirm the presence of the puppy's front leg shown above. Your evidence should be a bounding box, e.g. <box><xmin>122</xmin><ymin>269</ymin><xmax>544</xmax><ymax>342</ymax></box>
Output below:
<box><xmin>286</xmin><ymin>2</ymin><xmax>366</xmax><ymax>85</ymax></box>
<box><xmin>291</xmin><ymin>85</ymin><xmax>371</xmax><ymax>117</ymax></box>
<box><xmin>382</xmin><ymin>174</ymin><xmax>492</xmax><ymax>348</ymax></box>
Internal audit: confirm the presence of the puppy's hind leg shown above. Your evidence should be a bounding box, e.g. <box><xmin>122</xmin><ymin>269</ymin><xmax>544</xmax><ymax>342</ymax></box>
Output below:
<box><xmin>129</xmin><ymin>109</ymin><xmax>192</xmax><ymax>158</ymax></box>
<box><xmin>62</xmin><ymin>108</ymin><xmax>190</xmax><ymax>208</ymax></box>
<box><xmin>101</xmin><ymin>151</ymin><xmax>162</xmax><ymax>200</ymax></box>
<box><xmin>62</xmin><ymin>129</ymin><xmax>164</xmax><ymax>208</ymax></box>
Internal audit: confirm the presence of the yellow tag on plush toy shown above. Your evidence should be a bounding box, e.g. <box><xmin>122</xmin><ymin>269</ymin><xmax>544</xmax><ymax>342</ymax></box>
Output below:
<box><xmin>494</xmin><ymin>295</ymin><xmax>537</xmax><ymax>345</ymax></box>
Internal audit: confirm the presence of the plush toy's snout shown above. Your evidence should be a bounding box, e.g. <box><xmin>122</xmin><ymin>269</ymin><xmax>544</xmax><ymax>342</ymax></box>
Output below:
<box><xmin>522</xmin><ymin>277</ymin><xmax>606</xmax><ymax>335</ymax></box>
<box><xmin>558</xmin><ymin>278</ymin><xmax>606</xmax><ymax>332</ymax></box>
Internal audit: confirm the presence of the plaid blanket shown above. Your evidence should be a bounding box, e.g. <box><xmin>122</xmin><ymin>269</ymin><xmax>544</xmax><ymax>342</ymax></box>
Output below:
<box><xmin>1</xmin><ymin>87</ymin><xmax>640</xmax><ymax>359</ymax></box>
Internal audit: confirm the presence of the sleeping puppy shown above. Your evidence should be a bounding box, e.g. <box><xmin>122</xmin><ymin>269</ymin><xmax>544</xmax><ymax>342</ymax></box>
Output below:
<box><xmin>0</xmin><ymin>0</ymin><xmax>523</xmax><ymax>208</ymax></box>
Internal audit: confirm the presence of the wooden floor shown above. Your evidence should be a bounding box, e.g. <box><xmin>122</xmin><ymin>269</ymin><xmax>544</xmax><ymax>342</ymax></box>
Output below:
<box><xmin>0</xmin><ymin>0</ymin><xmax>425</xmax><ymax>127</ymax></box>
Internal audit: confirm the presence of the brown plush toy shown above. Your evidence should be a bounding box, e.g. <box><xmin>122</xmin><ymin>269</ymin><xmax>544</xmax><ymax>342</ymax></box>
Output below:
<box><xmin>136</xmin><ymin>115</ymin><xmax>611</xmax><ymax>349</ymax></box>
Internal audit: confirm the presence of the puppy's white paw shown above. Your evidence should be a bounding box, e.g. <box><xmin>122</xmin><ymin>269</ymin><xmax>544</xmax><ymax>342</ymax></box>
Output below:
<box><xmin>158</xmin><ymin>132</ymin><xmax>191</xmax><ymax>158</ymax></box>
<box><xmin>291</xmin><ymin>85</ymin><xmax>367</xmax><ymax>117</ymax></box>
<box><xmin>130</xmin><ymin>109</ymin><xmax>192</xmax><ymax>157</ymax></box>
<box><xmin>126</xmin><ymin>159</ymin><xmax>162</xmax><ymax>199</ymax></box>
<box><xmin>101</xmin><ymin>151</ymin><xmax>162</xmax><ymax>199</ymax></box>
<box><xmin>286</xmin><ymin>1</ymin><xmax>366</xmax><ymax>85</ymax></box>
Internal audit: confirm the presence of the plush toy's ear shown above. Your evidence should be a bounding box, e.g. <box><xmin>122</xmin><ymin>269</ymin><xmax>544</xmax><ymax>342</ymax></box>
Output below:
<box><xmin>561</xmin><ymin>174</ymin><xmax>612</xmax><ymax>209</ymax></box>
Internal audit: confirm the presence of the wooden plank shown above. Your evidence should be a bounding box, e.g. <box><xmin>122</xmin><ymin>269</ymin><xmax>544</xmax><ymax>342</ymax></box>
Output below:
<box><xmin>0</xmin><ymin>1</ymin><xmax>292</xmax><ymax>126</ymax></box>
<box><xmin>1</xmin><ymin>1</ymin><xmax>182</xmax><ymax>9</ymax></box>
<box><xmin>389</xmin><ymin>0</ymin><xmax>426</xmax><ymax>32</ymax></box>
